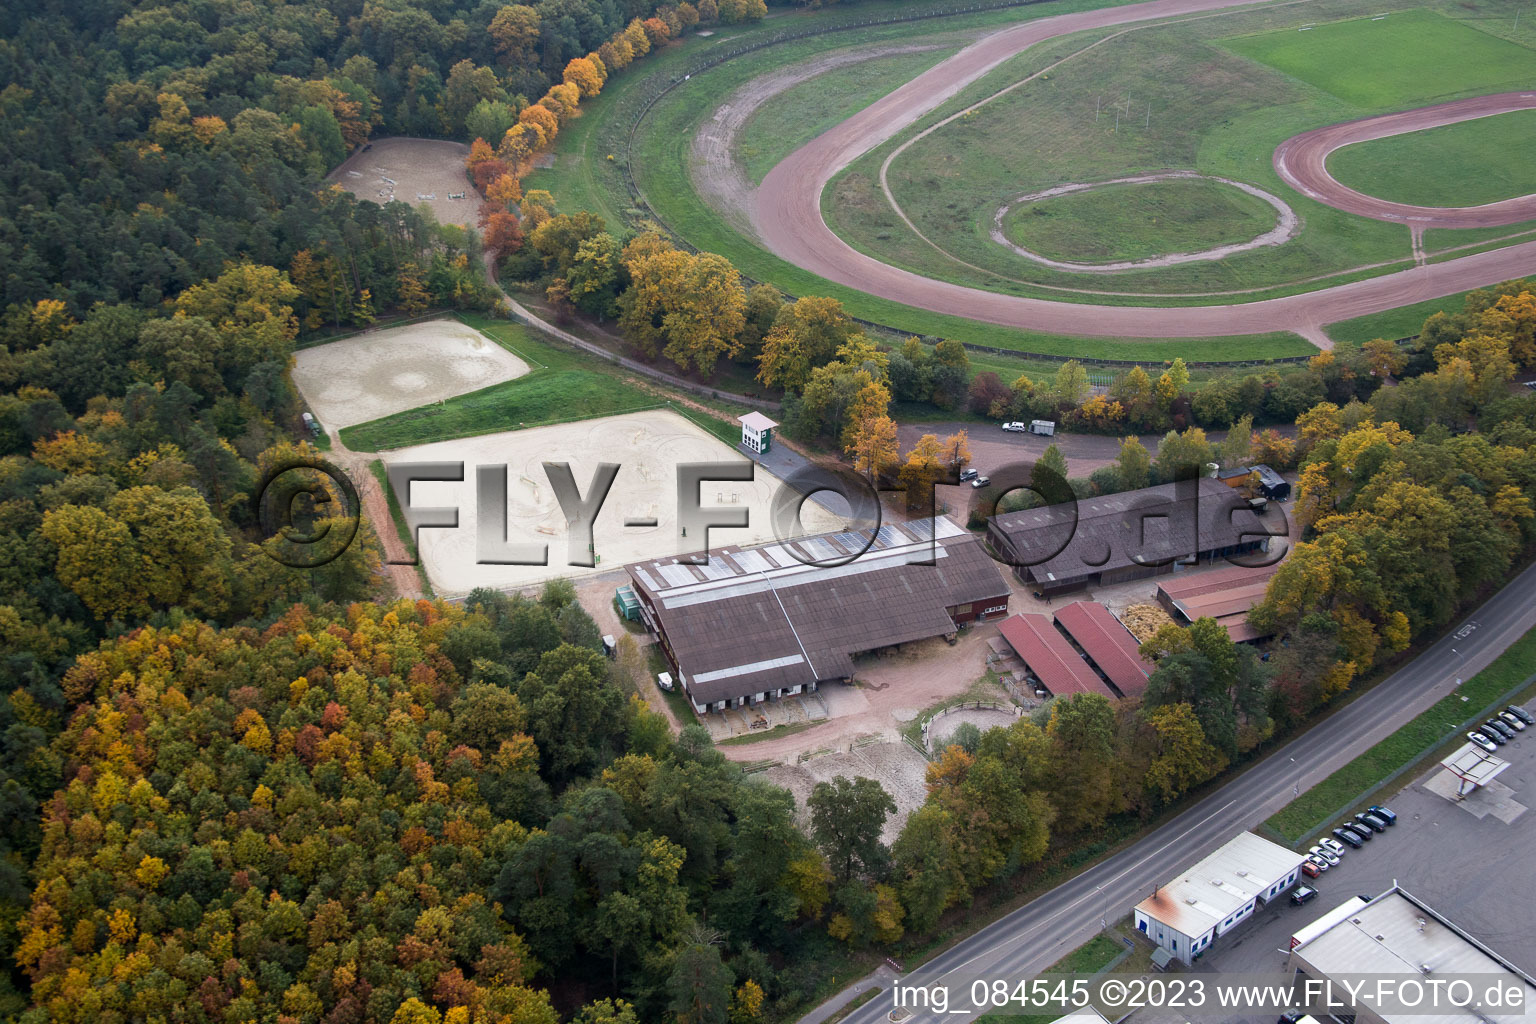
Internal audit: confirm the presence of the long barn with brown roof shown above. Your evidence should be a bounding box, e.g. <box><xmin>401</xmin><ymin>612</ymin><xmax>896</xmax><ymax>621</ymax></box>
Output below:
<box><xmin>626</xmin><ymin>518</ymin><xmax>1010</xmax><ymax>714</ymax></box>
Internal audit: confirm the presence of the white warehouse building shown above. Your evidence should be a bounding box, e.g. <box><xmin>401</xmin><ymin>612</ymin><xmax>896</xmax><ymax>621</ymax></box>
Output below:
<box><xmin>1134</xmin><ymin>831</ymin><xmax>1307</xmax><ymax>964</ymax></box>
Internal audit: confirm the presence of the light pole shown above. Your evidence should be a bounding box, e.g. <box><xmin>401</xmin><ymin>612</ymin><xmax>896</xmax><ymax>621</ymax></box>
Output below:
<box><xmin>1451</xmin><ymin>647</ymin><xmax>1466</xmax><ymax>686</ymax></box>
<box><xmin>1095</xmin><ymin>884</ymin><xmax>1108</xmax><ymax>929</ymax></box>
<box><xmin>1290</xmin><ymin>757</ymin><xmax>1299</xmax><ymax>797</ymax></box>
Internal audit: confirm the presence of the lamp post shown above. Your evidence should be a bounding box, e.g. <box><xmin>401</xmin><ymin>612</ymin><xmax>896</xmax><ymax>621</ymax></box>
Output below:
<box><xmin>1290</xmin><ymin>757</ymin><xmax>1300</xmax><ymax>797</ymax></box>
<box><xmin>1451</xmin><ymin>647</ymin><xmax>1466</xmax><ymax>687</ymax></box>
<box><xmin>1095</xmin><ymin>884</ymin><xmax>1108</xmax><ymax>929</ymax></box>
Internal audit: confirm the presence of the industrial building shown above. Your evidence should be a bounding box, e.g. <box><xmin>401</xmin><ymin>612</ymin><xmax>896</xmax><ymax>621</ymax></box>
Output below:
<box><xmin>1053</xmin><ymin>601</ymin><xmax>1151</xmax><ymax>698</ymax></box>
<box><xmin>1287</xmin><ymin>885</ymin><xmax>1536</xmax><ymax>1024</ymax></box>
<box><xmin>1134</xmin><ymin>831</ymin><xmax>1307</xmax><ymax>964</ymax></box>
<box><xmin>987</xmin><ymin>478</ymin><xmax>1274</xmax><ymax>596</ymax></box>
<box><xmin>625</xmin><ymin>517</ymin><xmax>1009</xmax><ymax>714</ymax></box>
<box><xmin>1155</xmin><ymin>561</ymin><xmax>1281</xmax><ymax>644</ymax></box>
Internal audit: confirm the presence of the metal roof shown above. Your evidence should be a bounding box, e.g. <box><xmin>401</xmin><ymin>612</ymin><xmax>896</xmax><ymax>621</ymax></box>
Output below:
<box><xmin>1053</xmin><ymin>601</ymin><xmax>1151</xmax><ymax>698</ymax></box>
<box><xmin>997</xmin><ymin>614</ymin><xmax>1116</xmax><ymax>699</ymax></box>
<box><xmin>1291</xmin><ymin>886</ymin><xmax>1536</xmax><ymax>1022</ymax></box>
<box><xmin>626</xmin><ymin>518</ymin><xmax>1008</xmax><ymax>704</ymax></box>
<box><xmin>1136</xmin><ymin>832</ymin><xmax>1307</xmax><ymax>937</ymax></box>
<box><xmin>989</xmin><ymin>478</ymin><xmax>1270</xmax><ymax>584</ymax></box>
<box><xmin>737</xmin><ymin>411</ymin><xmax>778</xmax><ymax>431</ymax></box>
<box><xmin>1439</xmin><ymin>743</ymin><xmax>1510</xmax><ymax>786</ymax></box>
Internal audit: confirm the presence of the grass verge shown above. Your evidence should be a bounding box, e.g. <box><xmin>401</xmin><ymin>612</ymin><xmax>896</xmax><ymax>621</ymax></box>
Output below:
<box><xmin>1264</xmin><ymin>625</ymin><xmax>1536</xmax><ymax>843</ymax></box>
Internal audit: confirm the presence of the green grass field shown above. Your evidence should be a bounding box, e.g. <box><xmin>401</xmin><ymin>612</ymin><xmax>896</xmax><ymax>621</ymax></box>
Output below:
<box><xmin>1223</xmin><ymin>9</ymin><xmax>1536</xmax><ymax>108</ymax></box>
<box><xmin>999</xmin><ymin>178</ymin><xmax>1280</xmax><ymax>263</ymax></box>
<box><xmin>826</xmin><ymin>0</ymin><xmax>1536</xmax><ymax>301</ymax></box>
<box><xmin>1322</xmin><ymin>290</ymin><xmax>1471</xmax><ymax>345</ymax></box>
<box><xmin>338</xmin><ymin>318</ymin><xmax>662</xmax><ymax>451</ymax></box>
<box><xmin>1327</xmin><ymin>109</ymin><xmax>1536</xmax><ymax>207</ymax></box>
<box><xmin>1265</xmin><ymin>626</ymin><xmax>1536</xmax><ymax>843</ymax></box>
<box><xmin>737</xmin><ymin>46</ymin><xmax>957</xmax><ymax>185</ymax></box>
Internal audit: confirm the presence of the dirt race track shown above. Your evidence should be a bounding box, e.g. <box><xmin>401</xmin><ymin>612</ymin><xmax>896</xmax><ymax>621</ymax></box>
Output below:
<box><xmin>1273</xmin><ymin>91</ymin><xmax>1536</xmax><ymax>227</ymax></box>
<box><xmin>751</xmin><ymin>0</ymin><xmax>1536</xmax><ymax>345</ymax></box>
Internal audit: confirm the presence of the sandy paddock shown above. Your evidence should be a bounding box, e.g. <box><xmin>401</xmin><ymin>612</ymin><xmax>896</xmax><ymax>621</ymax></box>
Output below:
<box><xmin>380</xmin><ymin>409</ymin><xmax>847</xmax><ymax>596</ymax></box>
<box><xmin>761</xmin><ymin>741</ymin><xmax>932</xmax><ymax>845</ymax></box>
<box><xmin>928</xmin><ymin>706</ymin><xmax>1021</xmax><ymax>753</ymax></box>
<box><xmin>292</xmin><ymin>320</ymin><xmax>530</xmax><ymax>429</ymax></box>
<box><xmin>327</xmin><ymin>137</ymin><xmax>478</xmax><ymax>227</ymax></box>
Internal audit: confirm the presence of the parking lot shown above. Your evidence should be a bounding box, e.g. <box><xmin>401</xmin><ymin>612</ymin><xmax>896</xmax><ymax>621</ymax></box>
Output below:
<box><xmin>1177</xmin><ymin>703</ymin><xmax>1536</xmax><ymax>987</ymax></box>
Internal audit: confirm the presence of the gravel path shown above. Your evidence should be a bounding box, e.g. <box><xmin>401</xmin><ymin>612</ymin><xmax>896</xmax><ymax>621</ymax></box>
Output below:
<box><xmin>751</xmin><ymin>0</ymin><xmax>1536</xmax><ymax>345</ymax></box>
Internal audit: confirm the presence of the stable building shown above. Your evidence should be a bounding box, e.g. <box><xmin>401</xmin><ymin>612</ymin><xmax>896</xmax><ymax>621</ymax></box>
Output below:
<box><xmin>997</xmin><ymin>613</ymin><xmax>1117</xmax><ymax>700</ymax></box>
<box><xmin>1288</xmin><ymin>885</ymin><xmax>1536</xmax><ymax>1024</ymax></box>
<box><xmin>1053</xmin><ymin>601</ymin><xmax>1152</xmax><ymax>698</ymax></box>
<box><xmin>1156</xmin><ymin>561</ymin><xmax>1280</xmax><ymax>644</ymax></box>
<box><xmin>626</xmin><ymin>517</ymin><xmax>1009</xmax><ymax>714</ymax></box>
<box><xmin>987</xmin><ymin>478</ymin><xmax>1274</xmax><ymax>597</ymax></box>
<box><xmin>1134</xmin><ymin>831</ymin><xmax>1306</xmax><ymax>964</ymax></box>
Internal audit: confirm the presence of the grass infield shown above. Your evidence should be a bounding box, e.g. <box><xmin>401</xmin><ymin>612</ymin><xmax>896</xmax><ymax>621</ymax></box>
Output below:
<box><xmin>1327</xmin><ymin>108</ymin><xmax>1536</xmax><ymax>208</ymax></box>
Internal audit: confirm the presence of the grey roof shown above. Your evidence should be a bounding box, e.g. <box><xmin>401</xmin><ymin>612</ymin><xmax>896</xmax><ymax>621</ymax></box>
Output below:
<box><xmin>1292</xmin><ymin>886</ymin><xmax>1536</xmax><ymax>1023</ymax></box>
<box><xmin>627</xmin><ymin>518</ymin><xmax>1008</xmax><ymax>704</ymax></box>
<box><xmin>989</xmin><ymin>478</ymin><xmax>1269</xmax><ymax>584</ymax></box>
<box><xmin>1136</xmin><ymin>832</ymin><xmax>1307</xmax><ymax>937</ymax></box>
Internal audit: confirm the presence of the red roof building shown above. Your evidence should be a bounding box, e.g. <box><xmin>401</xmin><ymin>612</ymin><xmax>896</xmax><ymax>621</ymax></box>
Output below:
<box><xmin>1054</xmin><ymin>601</ymin><xmax>1152</xmax><ymax>698</ymax></box>
<box><xmin>997</xmin><ymin>613</ymin><xmax>1116</xmax><ymax>699</ymax></box>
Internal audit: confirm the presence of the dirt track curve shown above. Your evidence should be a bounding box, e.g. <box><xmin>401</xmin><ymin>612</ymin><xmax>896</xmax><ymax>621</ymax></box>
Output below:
<box><xmin>1273</xmin><ymin>91</ymin><xmax>1536</xmax><ymax>226</ymax></box>
<box><xmin>751</xmin><ymin>0</ymin><xmax>1536</xmax><ymax>344</ymax></box>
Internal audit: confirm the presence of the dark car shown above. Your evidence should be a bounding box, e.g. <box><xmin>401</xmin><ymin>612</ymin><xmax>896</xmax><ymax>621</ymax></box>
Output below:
<box><xmin>1507</xmin><ymin>705</ymin><xmax>1535</xmax><ymax>726</ymax></box>
<box><xmin>1485</xmin><ymin>719</ymin><xmax>1517</xmax><ymax>741</ymax></box>
<box><xmin>1368</xmin><ymin>804</ymin><xmax>1397</xmax><ymax>825</ymax></box>
<box><xmin>1290</xmin><ymin>886</ymin><xmax>1319</xmax><ymax>907</ymax></box>
<box><xmin>1341</xmin><ymin>822</ymin><xmax>1373</xmax><ymax>842</ymax></box>
<box><xmin>1355</xmin><ymin>812</ymin><xmax>1388</xmax><ymax>833</ymax></box>
<box><xmin>1332</xmin><ymin>827</ymin><xmax>1364</xmax><ymax>849</ymax></box>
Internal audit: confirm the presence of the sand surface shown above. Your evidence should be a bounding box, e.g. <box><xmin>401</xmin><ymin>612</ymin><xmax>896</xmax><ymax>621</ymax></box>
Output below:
<box><xmin>327</xmin><ymin>137</ymin><xmax>479</xmax><ymax>227</ymax></box>
<box><xmin>292</xmin><ymin>319</ymin><xmax>530</xmax><ymax>430</ymax></box>
<box><xmin>380</xmin><ymin>409</ymin><xmax>847</xmax><ymax>595</ymax></box>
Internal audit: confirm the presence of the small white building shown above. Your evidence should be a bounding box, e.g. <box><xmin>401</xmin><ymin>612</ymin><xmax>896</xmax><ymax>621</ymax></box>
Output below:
<box><xmin>738</xmin><ymin>411</ymin><xmax>778</xmax><ymax>454</ymax></box>
<box><xmin>1134</xmin><ymin>831</ymin><xmax>1307</xmax><ymax>964</ymax></box>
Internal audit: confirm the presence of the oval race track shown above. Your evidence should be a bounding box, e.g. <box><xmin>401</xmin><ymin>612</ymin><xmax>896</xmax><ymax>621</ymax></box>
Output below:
<box><xmin>750</xmin><ymin>0</ymin><xmax>1536</xmax><ymax>343</ymax></box>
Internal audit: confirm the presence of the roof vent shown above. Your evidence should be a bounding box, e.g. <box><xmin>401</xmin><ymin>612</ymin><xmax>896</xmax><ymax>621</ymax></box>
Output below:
<box><xmin>1417</xmin><ymin>918</ymin><xmax>1427</xmax><ymax>932</ymax></box>
<box><xmin>1185</xmin><ymin>898</ymin><xmax>1198</xmax><ymax>905</ymax></box>
<box><xmin>1375</xmin><ymin>934</ymin><xmax>1386</xmax><ymax>941</ymax></box>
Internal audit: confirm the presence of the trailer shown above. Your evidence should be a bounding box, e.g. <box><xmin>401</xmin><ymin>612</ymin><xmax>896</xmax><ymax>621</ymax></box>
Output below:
<box><xmin>1029</xmin><ymin>420</ymin><xmax>1056</xmax><ymax>436</ymax></box>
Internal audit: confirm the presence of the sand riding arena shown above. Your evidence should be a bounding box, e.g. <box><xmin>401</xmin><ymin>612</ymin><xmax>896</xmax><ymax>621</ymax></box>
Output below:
<box><xmin>292</xmin><ymin>319</ymin><xmax>531</xmax><ymax>430</ymax></box>
<box><xmin>380</xmin><ymin>409</ymin><xmax>848</xmax><ymax>596</ymax></box>
<box><xmin>327</xmin><ymin>137</ymin><xmax>478</xmax><ymax>227</ymax></box>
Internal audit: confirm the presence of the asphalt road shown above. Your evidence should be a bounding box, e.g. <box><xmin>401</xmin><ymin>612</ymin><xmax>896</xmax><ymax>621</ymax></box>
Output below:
<box><xmin>753</xmin><ymin>0</ymin><xmax>1536</xmax><ymax>343</ymax></box>
<box><xmin>818</xmin><ymin>558</ymin><xmax>1536</xmax><ymax>1024</ymax></box>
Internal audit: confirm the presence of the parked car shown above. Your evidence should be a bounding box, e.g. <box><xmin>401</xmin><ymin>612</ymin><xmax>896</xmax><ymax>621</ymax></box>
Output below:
<box><xmin>1001</xmin><ymin>422</ymin><xmax>1027</xmax><ymax>432</ymax></box>
<box><xmin>1340</xmin><ymin>822</ymin><xmax>1372</xmax><ymax>842</ymax></box>
<box><xmin>1304</xmin><ymin>853</ymin><xmax>1330</xmax><ymax>872</ymax></box>
<box><xmin>1468</xmin><ymin>730</ymin><xmax>1499</xmax><ymax>753</ymax></box>
<box><xmin>1332</xmin><ymin>827</ymin><xmax>1364</xmax><ymax>849</ymax></box>
<box><xmin>1368</xmin><ymin>805</ymin><xmax>1397</xmax><ymax>826</ymax></box>
<box><xmin>959</xmin><ymin>467</ymin><xmax>979</xmax><ymax>482</ymax></box>
<box><xmin>1355</xmin><ymin>812</ymin><xmax>1387</xmax><ymax>833</ymax></box>
<box><xmin>1497</xmin><ymin>711</ymin><xmax>1527</xmax><ymax>732</ymax></box>
<box><xmin>1484</xmin><ymin>719</ymin><xmax>1517</xmax><ymax>741</ymax></box>
<box><xmin>1309</xmin><ymin>845</ymin><xmax>1340</xmax><ymax>866</ymax></box>
<box><xmin>1290</xmin><ymin>886</ymin><xmax>1319</xmax><ymax>907</ymax></box>
<box><xmin>1321</xmin><ymin>837</ymin><xmax>1348</xmax><ymax>857</ymax></box>
<box><xmin>1506</xmin><ymin>705</ymin><xmax>1535</xmax><ymax>726</ymax></box>
<box><xmin>1300</xmin><ymin>861</ymin><xmax>1321</xmax><ymax>879</ymax></box>
<box><xmin>970</xmin><ymin>475</ymin><xmax>991</xmax><ymax>488</ymax></box>
<box><xmin>1474</xmin><ymin>725</ymin><xmax>1506</xmax><ymax>746</ymax></box>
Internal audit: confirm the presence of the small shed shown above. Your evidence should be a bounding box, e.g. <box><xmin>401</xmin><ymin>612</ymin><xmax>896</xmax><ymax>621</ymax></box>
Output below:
<box><xmin>738</xmin><ymin>411</ymin><xmax>778</xmax><ymax>454</ymax></box>
<box><xmin>615</xmin><ymin>584</ymin><xmax>643</xmax><ymax>621</ymax></box>
<box><xmin>1252</xmin><ymin>464</ymin><xmax>1290</xmax><ymax>500</ymax></box>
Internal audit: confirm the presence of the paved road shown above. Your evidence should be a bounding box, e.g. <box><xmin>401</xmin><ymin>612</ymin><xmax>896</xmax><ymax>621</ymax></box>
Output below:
<box><xmin>809</xmin><ymin>558</ymin><xmax>1536</xmax><ymax>1024</ymax></box>
<box><xmin>753</xmin><ymin>0</ymin><xmax>1536</xmax><ymax>343</ymax></box>
<box><xmin>1274</xmin><ymin>92</ymin><xmax>1536</xmax><ymax>228</ymax></box>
